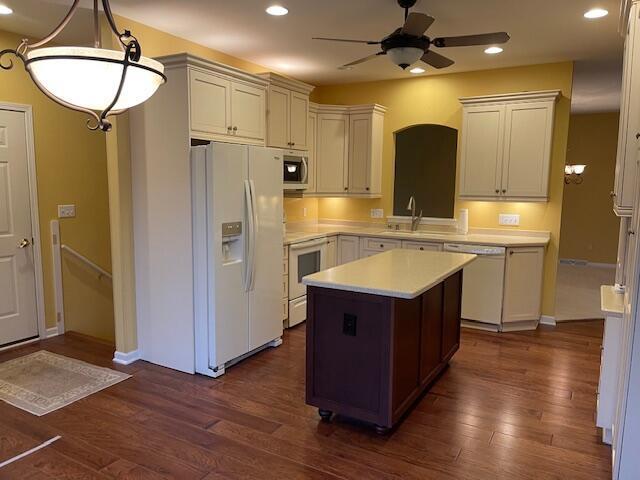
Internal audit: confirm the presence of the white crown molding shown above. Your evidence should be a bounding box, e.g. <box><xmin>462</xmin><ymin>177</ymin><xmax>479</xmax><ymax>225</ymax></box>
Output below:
<box><xmin>258</xmin><ymin>72</ymin><xmax>315</xmax><ymax>95</ymax></box>
<box><xmin>459</xmin><ymin>90</ymin><xmax>561</xmax><ymax>106</ymax></box>
<box><xmin>157</xmin><ymin>53</ymin><xmax>269</xmax><ymax>88</ymax></box>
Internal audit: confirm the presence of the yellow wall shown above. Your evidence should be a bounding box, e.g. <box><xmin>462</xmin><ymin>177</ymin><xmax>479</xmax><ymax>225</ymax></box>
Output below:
<box><xmin>559</xmin><ymin>113</ymin><xmax>620</xmax><ymax>264</ymax></box>
<box><xmin>312</xmin><ymin>62</ymin><xmax>574</xmax><ymax>316</ymax></box>
<box><xmin>0</xmin><ymin>29</ymin><xmax>114</xmax><ymax>339</ymax></box>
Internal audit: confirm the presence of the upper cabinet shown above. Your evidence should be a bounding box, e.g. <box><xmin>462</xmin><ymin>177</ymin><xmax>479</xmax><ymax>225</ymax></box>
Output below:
<box><xmin>614</xmin><ymin>1</ymin><xmax>640</xmax><ymax>217</ymax></box>
<box><xmin>259</xmin><ymin>73</ymin><xmax>315</xmax><ymax>151</ymax></box>
<box><xmin>177</xmin><ymin>56</ymin><xmax>267</xmax><ymax>144</ymax></box>
<box><xmin>459</xmin><ymin>91</ymin><xmax>559</xmax><ymax>202</ymax></box>
<box><xmin>310</xmin><ymin>103</ymin><xmax>386</xmax><ymax>197</ymax></box>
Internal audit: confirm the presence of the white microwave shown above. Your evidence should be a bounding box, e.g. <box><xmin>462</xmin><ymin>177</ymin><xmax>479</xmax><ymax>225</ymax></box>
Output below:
<box><xmin>283</xmin><ymin>150</ymin><xmax>308</xmax><ymax>191</ymax></box>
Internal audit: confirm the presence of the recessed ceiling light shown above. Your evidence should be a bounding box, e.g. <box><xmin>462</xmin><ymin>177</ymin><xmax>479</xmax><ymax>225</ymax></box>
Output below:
<box><xmin>266</xmin><ymin>5</ymin><xmax>288</xmax><ymax>16</ymax></box>
<box><xmin>0</xmin><ymin>4</ymin><xmax>13</xmax><ymax>15</ymax></box>
<box><xmin>409</xmin><ymin>67</ymin><xmax>425</xmax><ymax>74</ymax></box>
<box><xmin>584</xmin><ymin>8</ymin><xmax>608</xmax><ymax>19</ymax></box>
<box><xmin>484</xmin><ymin>46</ymin><xmax>503</xmax><ymax>55</ymax></box>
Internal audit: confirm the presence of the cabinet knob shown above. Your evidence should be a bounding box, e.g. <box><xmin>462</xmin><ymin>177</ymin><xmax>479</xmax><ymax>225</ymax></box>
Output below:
<box><xmin>502</xmin><ymin>189</ymin><xmax>507</xmax><ymax>194</ymax></box>
<box><xmin>227</xmin><ymin>126</ymin><xmax>232</xmax><ymax>131</ymax></box>
<box><xmin>610</xmin><ymin>191</ymin><xmax>617</xmax><ymax>198</ymax></box>
<box><xmin>291</xmin><ymin>142</ymin><xmax>295</xmax><ymax>146</ymax></box>
<box><xmin>636</xmin><ymin>133</ymin><xmax>640</xmax><ymax>140</ymax></box>
<box><xmin>379</xmin><ymin>244</ymin><xmax>384</xmax><ymax>248</ymax></box>
<box><xmin>366</xmin><ymin>187</ymin><xmax>370</xmax><ymax>191</ymax></box>
<box><xmin>419</xmin><ymin>247</ymin><xmax>424</xmax><ymax>251</ymax></box>
<box><xmin>495</xmin><ymin>189</ymin><xmax>500</xmax><ymax>194</ymax></box>
<box><xmin>630</xmin><ymin>230</ymin><xmax>636</xmax><ymax>236</ymax></box>
<box><xmin>344</xmin><ymin>187</ymin><xmax>348</xmax><ymax>191</ymax></box>
<box><xmin>233</xmin><ymin>126</ymin><xmax>238</xmax><ymax>131</ymax></box>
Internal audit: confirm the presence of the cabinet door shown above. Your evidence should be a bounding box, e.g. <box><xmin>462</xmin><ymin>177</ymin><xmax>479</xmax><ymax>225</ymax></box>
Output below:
<box><xmin>267</xmin><ymin>85</ymin><xmax>290</xmax><ymax>148</ymax></box>
<box><xmin>459</xmin><ymin>105</ymin><xmax>505</xmax><ymax>197</ymax></box>
<box><xmin>306</xmin><ymin>112</ymin><xmax>317</xmax><ymax>192</ymax></box>
<box><xmin>349</xmin><ymin>113</ymin><xmax>372</xmax><ymax>194</ymax></box>
<box><xmin>190</xmin><ymin>70</ymin><xmax>231</xmax><ymax>136</ymax></box>
<box><xmin>325</xmin><ymin>237</ymin><xmax>337</xmax><ymax>268</ymax></box>
<box><xmin>502</xmin><ymin>247</ymin><xmax>544</xmax><ymax>323</ymax></box>
<box><xmin>502</xmin><ymin>102</ymin><xmax>553</xmax><ymax>198</ymax></box>
<box><xmin>338</xmin><ymin>235</ymin><xmax>360</xmax><ymax>265</ymax></box>
<box><xmin>317</xmin><ymin>113</ymin><xmax>349</xmax><ymax>194</ymax></box>
<box><xmin>289</xmin><ymin>92</ymin><xmax>309</xmax><ymax>150</ymax></box>
<box><xmin>420</xmin><ymin>283</ymin><xmax>443</xmax><ymax>384</ymax></box>
<box><xmin>231</xmin><ymin>82</ymin><xmax>265</xmax><ymax>142</ymax></box>
<box><xmin>614</xmin><ymin>6</ymin><xmax>640</xmax><ymax>216</ymax></box>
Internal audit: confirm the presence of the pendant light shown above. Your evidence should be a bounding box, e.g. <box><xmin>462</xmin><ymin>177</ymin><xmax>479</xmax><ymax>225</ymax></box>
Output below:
<box><xmin>0</xmin><ymin>0</ymin><xmax>166</xmax><ymax>132</ymax></box>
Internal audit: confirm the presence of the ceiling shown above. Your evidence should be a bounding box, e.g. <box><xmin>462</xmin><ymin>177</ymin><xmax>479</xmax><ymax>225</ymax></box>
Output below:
<box><xmin>0</xmin><ymin>0</ymin><xmax>625</xmax><ymax>111</ymax></box>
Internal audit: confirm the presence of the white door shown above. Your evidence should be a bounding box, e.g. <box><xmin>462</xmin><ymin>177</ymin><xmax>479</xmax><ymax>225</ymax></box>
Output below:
<box><xmin>247</xmin><ymin>146</ymin><xmax>283</xmax><ymax>351</ymax></box>
<box><xmin>267</xmin><ymin>86</ymin><xmax>290</xmax><ymax>148</ymax></box>
<box><xmin>289</xmin><ymin>92</ymin><xmax>309</xmax><ymax>150</ymax></box>
<box><xmin>0</xmin><ymin>109</ymin><xmax>38</xmax><ymax>346</ymax></box>
<box><xmin>501</xmin><ymin>102</ymin><xmax>553</xmax><ymax>198</ymax></box>
<box><xmin>316</xmin><ymin>113</ymin><xmax>349</xmax><ymax>194</ymax></box>
<box><xmin>348</xmin><ymin>114</ymin><xmax>372</xmax><ymax>194</ymax></box>
<box><xmin>189</xmin><ymin>70</ymin><xmax>231</xmax><ymax>137</ymax></box>
<box><xmin>231</xmin><ymin>82</ymin><xmax>265</xmax><ymax>142</ymax></box>
<box><xmin>459</xmin><ymin>104</ymin><xmax>505</xmax><ymax>197</ymax></box>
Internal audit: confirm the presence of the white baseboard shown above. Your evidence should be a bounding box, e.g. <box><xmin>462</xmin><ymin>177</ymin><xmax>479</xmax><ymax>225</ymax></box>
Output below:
<box><xmin>113</xmin><ymin>350</ymin><xmax>141</xmax><ymax>365</ymax></box>
<box><xmin>45</xmin><ymin>327</ymin><xmax>59</xmax><ymax>338</ymax></box>
<box><xmin>539</xmin><ymin>315</ymin><xmax>557</xmax><ymax>326</ymax></box>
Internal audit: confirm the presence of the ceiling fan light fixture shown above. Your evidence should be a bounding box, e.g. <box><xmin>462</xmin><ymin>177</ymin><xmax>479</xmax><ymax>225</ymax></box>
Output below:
<box><xmin>266</xmin><ymin>5</ymin><xmax>288</xmax><ymax>16</ymax></box>
<box><xmin>409</xmin><ymin>67</ymin><xmax>425</xmax><ymax>74</ymax></box>
<box><xmin>484</xmin><ymin>46</ymin><xmax>503</xmax><ymax>55</ymax></box>
<box><xmin>0</xmin><ymin>4</ymin><xmax>12</xmax><ymax>15</ymax></box>
<box><xmin>584</xmin><ymin>8</ymin><xmax>608</xmax><ymax>19</ymax></box>
<box><xmin>387</xmin><ymin>46</ymin><xmax>423</xmax><ymax>69</ymax></box>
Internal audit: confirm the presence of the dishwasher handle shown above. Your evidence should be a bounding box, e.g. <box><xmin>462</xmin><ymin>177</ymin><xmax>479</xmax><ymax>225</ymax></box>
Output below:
<box><xmin>444</xmin><ymin>243</ymin><xmax>506</xmax><ymax>256</ymax></box>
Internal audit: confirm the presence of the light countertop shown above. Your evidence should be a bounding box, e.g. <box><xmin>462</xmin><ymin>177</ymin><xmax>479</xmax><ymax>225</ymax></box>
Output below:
<box><xmin>302</xmin><ymin>249</ymin><xmax>477</xmax><ymax>299</ymax></box>
<box><xmin>601</xmin><ymin>285</ymin><xmax>624</xmax><ymax>317</ymax></box>
<box><xmin>284</xmin><ymin>224</ymin><xmax>550</xmax><ymax>247</ymax></box>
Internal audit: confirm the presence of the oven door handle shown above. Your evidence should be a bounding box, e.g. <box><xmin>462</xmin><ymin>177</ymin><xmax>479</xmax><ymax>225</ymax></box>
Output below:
<box><xmin>290</xmin><ymin>238</ymin><xmax>327</xmax><ymax>251</ymax></box>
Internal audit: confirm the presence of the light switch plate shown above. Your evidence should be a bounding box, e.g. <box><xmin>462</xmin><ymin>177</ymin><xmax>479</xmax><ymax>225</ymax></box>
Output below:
<box><xmin>58</xmin><ymin>204</ymin><xmax>76</xmax><ymax>218</ymax></box>
<box><xmin>499</xmin><ymin>213</ymin><xmax>520</xmax><ymax>226</ymax></box>
<box><xmin>370</xmin><ymin>208</ymin><xmax>384</xmax><ymax>219</ymax></box>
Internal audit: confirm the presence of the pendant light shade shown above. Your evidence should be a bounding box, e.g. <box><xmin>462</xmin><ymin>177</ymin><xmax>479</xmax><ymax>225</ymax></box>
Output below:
<box><xmin>0</xmin><ymin>0</ymin><xmax>166</xmax><ymax>131</ymax></box>
<box><xmin>26</xmin><ymin>47</ymin><xmax>165</xmax><ymax>111</ymax></box>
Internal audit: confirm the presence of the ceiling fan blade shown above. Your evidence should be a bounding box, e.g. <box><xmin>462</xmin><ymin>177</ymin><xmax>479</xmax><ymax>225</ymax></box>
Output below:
<box><xmin>433</xmin><ymin>32</ymin><xmax>510</xmax><ymax>48</ymax></box>
<box><xmin>401</xmin><ymin>12</ymin><xmax>435</xmax><ymax>36</ymax></box>
<box><xmin>313</xmin><ymin>37</ymin><xmax>380</xmax><ymax>45</ymax></box>
<box><xmin>339</xmin><ymin>52</ymin><xmax>385</xmax><ymax>69</ymax></box>
<box><xmin>421</xmin><ymin>50</ymin><xmax>455</xmax><ymax>69</ymax></box>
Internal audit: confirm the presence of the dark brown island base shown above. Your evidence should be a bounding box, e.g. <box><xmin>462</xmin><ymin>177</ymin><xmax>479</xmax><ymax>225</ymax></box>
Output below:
<box><xmin>302</xmin><ymin>249</ymin><xmax>476</xmax><ymax>434</ymax></box>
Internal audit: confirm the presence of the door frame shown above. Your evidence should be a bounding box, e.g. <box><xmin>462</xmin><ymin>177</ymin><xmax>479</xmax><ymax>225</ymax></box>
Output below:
<box><xmin>0</xmin><ymin>102</ymin><xmax>46</xmax><ymax>341</ymax></box>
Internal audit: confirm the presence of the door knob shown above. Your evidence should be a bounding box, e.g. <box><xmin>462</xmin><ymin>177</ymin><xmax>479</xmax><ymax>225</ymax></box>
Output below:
<box><xmin>18</xmin><ymin>238</ymin><xmax>31</xmax><ymax>249</ymax></box>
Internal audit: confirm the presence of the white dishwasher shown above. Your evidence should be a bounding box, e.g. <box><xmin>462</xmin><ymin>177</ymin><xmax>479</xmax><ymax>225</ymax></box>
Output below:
<box><xmin>444</xmin><ymin>244</ymin><xmax>506</xmax><ymax>327</ymax></box>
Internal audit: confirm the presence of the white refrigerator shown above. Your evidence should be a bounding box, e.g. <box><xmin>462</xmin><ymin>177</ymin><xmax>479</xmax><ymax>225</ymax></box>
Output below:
<box><xmin>191</xmin><ymin>142</ymin><xmax>284</xmax><ymax>377</ymax></box>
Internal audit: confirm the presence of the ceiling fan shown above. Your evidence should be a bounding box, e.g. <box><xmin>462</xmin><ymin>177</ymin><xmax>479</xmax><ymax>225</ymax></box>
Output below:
<box><xmin>313</xmin><ymin>0</ymin><xmax>510</xmax><ymax>71</ymax></box>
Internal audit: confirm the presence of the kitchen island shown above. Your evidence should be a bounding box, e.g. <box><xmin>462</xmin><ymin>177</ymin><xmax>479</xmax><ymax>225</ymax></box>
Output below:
<box><xmin>302</xmin><ymin>249</ymin><xmax>476</xmax><ymax>433</ymax></box>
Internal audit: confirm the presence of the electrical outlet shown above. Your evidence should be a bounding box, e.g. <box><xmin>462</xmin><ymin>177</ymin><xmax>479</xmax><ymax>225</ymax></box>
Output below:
<box><xmin>499</xmin><ymin>213</ymin><xmax>520</xmax><ymax>226</ymax></box>
<box><xmin>57</xmin><ymin>204</ymin><xmax>76</xmax><ymax>218</ymax></box>
<box><xmin>370</xmin><ymin>208</ymin><xmax>384</xmax><ymax>219</ymax></box>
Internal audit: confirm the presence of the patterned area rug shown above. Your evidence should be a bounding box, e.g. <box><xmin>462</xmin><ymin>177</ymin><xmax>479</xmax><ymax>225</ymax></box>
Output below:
<box><xmin>0</xmin><ymin>350</ymin><xmax>130</xmax><ymax>416</ymax></box>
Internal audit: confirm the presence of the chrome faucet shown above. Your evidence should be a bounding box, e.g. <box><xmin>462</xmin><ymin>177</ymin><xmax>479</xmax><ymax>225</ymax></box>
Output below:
<box><xmin>407</xmin><ymin>196</ymin><xmax>423</xmax><ymax>232</ymax></box>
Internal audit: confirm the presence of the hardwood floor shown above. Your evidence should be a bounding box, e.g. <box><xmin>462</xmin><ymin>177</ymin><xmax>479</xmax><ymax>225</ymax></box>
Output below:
<box><xmin>0</xmin><ymin>322</ymin><xmax>611</xmax><ymax>479</ymax></box>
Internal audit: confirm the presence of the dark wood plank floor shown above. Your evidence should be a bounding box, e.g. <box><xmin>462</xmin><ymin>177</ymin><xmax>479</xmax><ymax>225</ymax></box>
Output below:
<box><xmin>0</xmin><ymin>321</ymin><xmax>611</xmax><ymax>479</ymax></box>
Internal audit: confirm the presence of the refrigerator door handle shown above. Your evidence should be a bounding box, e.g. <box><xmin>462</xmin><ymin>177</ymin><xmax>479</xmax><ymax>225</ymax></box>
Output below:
<box><xmin>248</xmin><ymin>179</ymin><xmax>259</xmax><ymax>292</ymax></box>
<box><xmin>243</xmin><ymin>180</ymin><xmax>255</xmax><ymax>293</ymax></box>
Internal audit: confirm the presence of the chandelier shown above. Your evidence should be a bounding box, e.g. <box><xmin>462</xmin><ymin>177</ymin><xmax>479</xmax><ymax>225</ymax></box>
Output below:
<box><xmin>0</xmin><ymin>0</ymin><xmax>166</xmax><ymax>132</ymax></box>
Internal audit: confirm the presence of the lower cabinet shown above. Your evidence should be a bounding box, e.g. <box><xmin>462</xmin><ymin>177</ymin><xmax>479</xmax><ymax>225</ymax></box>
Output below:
<box><xmin>360</xmin><ymin>237</ymin><xmax>402</xmax><ymax>258</ymax></box>
<box><xmin>502</xmin><ymin>247</ymin><xmax>544</xmax><ymax>324</ymax></box>
<box><xmin>325</xmin><ymin>236</ymin><xmax>337</xmax><ymax>268</ymax></box>
<box><xmin>338</xmin><ymin>236</ymin><xmax>360</xmax><ymax>265</ymax></box>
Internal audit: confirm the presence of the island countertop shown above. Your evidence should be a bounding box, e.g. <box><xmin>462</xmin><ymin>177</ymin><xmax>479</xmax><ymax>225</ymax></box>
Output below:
<box><xmin>303</xmin><ymin>249</ymin><xmax>476</xmax><ymax>299</ymax></box>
